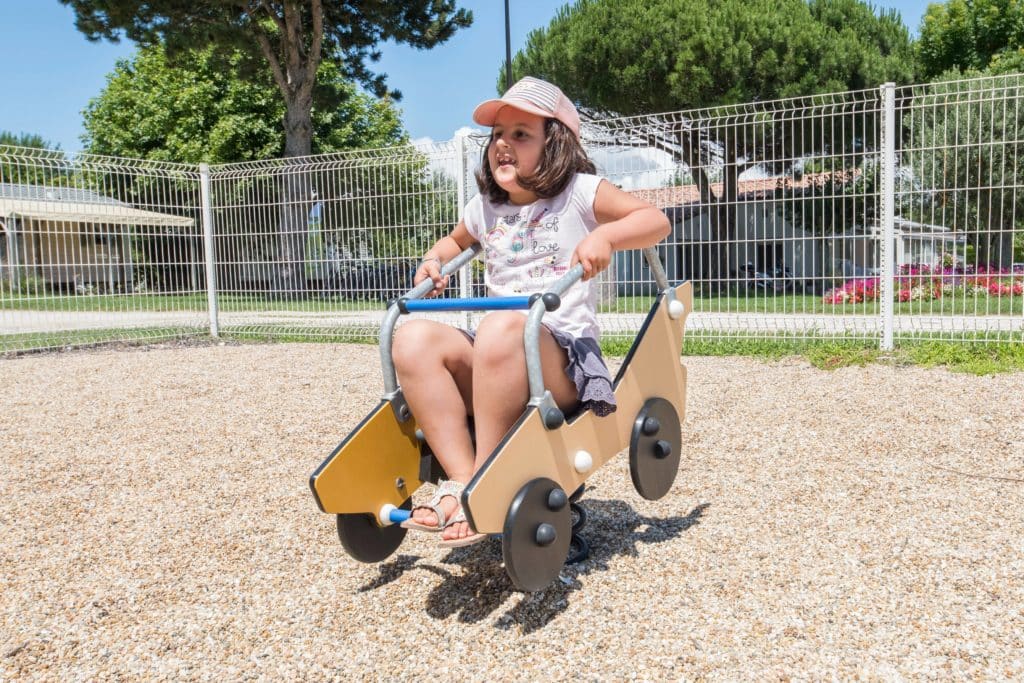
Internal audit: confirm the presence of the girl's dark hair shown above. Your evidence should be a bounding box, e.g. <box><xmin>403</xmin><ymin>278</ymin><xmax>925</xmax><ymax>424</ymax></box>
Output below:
<box><xmin>475</xmin><ymin>118</ymin><xmax>596</xmax><ymax>204</ymax></box>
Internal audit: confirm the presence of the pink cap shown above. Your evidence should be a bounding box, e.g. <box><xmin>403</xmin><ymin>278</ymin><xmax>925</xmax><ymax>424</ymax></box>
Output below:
<box><xmin>472</xmin><ymin>77</ymin><xmax>581</xmax><ymax>139</ymax></box>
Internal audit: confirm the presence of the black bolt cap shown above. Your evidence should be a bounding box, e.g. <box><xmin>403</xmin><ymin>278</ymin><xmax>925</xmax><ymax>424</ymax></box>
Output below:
<box><xmin>535</xmin><ymin>523</ymin><xmax>557</xmax><ymax>546</ymax></box>
<box><xmin>541</xmin><ymin>292</ymin><xmax>561</xmax><ymax>311</ymax></box>
<box><xmin>654</xmin><ymin>439</ymin><xmax>672</xmax><ymax>459</ymax></box>
<box><xmin>642</xmin><ymin>416</ymin><xmax>661</xmax><ymax>436</ymax></box>
<box><xmin>547</xmin><ymin>488</ymin><xmax>567</xmax><ymax>511</ymax></box>
<box><xmin>542</xmin><ymin>408</ymin><xmax>564</xmax><ymax>429</ymax></box>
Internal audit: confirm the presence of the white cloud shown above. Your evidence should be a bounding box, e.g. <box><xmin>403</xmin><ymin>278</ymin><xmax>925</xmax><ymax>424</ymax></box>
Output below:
<box><xmin>590</xmin><ymin>146</ymin><xmax>677</xmax><ymax>190</ymax></box>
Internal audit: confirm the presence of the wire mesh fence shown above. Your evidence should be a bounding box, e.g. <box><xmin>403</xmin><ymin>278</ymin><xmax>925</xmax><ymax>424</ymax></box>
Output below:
<box><xmin>1</xmin><ymin>147</ymin><xmax>206</xmax><ymax>352</ymax></box>
<box><xmin>1</xmin><ymin>73</ymin><xmax>1021</xmax><ymax>354</ymax></box>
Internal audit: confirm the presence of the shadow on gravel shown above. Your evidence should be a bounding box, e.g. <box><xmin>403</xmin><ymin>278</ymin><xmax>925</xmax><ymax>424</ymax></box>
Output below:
<box><xmin>352</xmin><ymin>499</ymin><xmax>709</xmax><ymax>633</ymax></box>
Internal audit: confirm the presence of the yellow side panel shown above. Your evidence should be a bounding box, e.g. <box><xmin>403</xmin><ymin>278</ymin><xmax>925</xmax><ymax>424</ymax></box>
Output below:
<box><xmin>310</xmin><ymin>401</ymin><xmax>423</xmax><ymax>514</ymax></box>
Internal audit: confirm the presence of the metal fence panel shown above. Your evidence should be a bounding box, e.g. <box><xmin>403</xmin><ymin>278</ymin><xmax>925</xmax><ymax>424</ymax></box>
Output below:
<box><xmin>892</xmin><ymin>73</ymin><xmax>1024</xmax><ymax>343</ymax></box>
<box><xmin>2</xmin><ymin>73</ymin><xmax>1021</xmax><ymax>353</ymax></box>
<box><xmin>589</xmin><ymin>86</ymin><xmax>890</xmax><ymax>343</ymax></box>
<box><xmin>205</xmin><ymin>140</ymin><xmax>471</xmax><ymax>340</ymax></box>
<box><xmin>1</xmin><ymin>147</ymin><xmax>206</xmax><ymax>353</ymax></box>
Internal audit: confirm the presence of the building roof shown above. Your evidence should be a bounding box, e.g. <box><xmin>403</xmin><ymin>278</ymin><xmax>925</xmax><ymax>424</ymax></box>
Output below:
<box><xmin>0</xmin><ymin>183</ymin><xmax>195</xmax><ymax>228</ymax></box>
<box><xmin>629</xmin><ymin>170</ymin><xmax>861</xmax><ymax>209</ymax></box>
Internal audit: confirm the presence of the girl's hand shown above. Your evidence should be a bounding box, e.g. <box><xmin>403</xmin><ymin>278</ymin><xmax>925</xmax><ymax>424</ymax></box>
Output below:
<box><xmin>415</xmin><ymin>258</ymin><xmax>447</xmax><ymax>297</ymax></box>
<box><xmin>571</xmin><ymin>232</ymin><xmax>613</xmax><ymax>281</ymax></box>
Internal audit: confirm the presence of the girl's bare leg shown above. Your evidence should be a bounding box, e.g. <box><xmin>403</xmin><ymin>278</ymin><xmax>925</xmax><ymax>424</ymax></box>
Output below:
<box><xmin>442</xmin><ymin>311</ymin><xmax>579</xmax><ymax>543</ymax></box>
<box><xmin>392</xmin><ymin>320</ymin><xmax>475</xmax><ymax>528</ymax></box>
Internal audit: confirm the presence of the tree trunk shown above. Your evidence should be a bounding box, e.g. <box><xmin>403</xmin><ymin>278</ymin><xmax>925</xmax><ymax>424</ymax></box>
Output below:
<box><xmin>680</xmin><ymin>128</ymin><xmax>740</xmax><ymax>292</ymax></box>
<box><xmin>973</xmin><ymin>188</ymin><xmax>1015</xmax><ymax>269</ymax></box>
<box><xmin>274</xmin><ymin>97</ymin><xmax>315</xmax><ymax>297</ymax></box>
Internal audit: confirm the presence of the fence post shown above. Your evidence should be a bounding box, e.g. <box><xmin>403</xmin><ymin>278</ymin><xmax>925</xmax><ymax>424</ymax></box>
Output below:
<box><xmin>199</xmin><ymin>163</ymin><xmax>220</xmax><ymax>338</ymax></box>
<box><xmin>879</xmin><ymin>83</ymin><xmax>896</xmax><ymax>351</ymax></box>
<box><xmin>455</xmin><ymin>131</ymin><xmax>472</xmax><ymax>329</ymax></box>
<box><xmin>5</xmin><ymin>216</ymin><xmax>20</xmax><ymax>292</ymax></box>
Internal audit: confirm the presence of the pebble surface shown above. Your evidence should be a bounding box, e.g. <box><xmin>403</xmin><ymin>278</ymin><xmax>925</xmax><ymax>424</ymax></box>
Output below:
<box><xmin>2</xmin><ymin>343</ymin><xmax>1023</xmax><ymax>680</ymax></box>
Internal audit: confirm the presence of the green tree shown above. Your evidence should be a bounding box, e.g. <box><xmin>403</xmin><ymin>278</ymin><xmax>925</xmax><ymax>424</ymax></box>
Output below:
<box><xmin>80</xmin><ymin>44</ymin><xmax>457</xmax><ymax>293</ymax></box>
<box><xmin>82</xmin><ymin>44</ymin><xmax>406</xmax><ymax>163</ymax></box>
<box><xmin>917</xmin><ymin>0</ymin><xmax>1024</xmax><ymax>79</ymax></box>
<box><xmin>62</xmin><ymin>0</ymin><xmax>472</xmax><ymax>294</ymax></box>
<box><xmin>509</xmin><ymin>0</ymin><xmax>915</xmax><ymax>281</ymax></box>
<box><xmin>0</xmin><ymin>131</ymin><xmax>57</xmax><ymax>150</ymax></box>
<box><xmin>0</xmin><ymin>131</ymin><xmax>68</xmax><ymax>186</ymax></box>
<box><xmin>62</xmin><ymin>0</ymin><xmax>471</xmax><ymax>158</ymax></box>
<box><xmin>906</xmin><ymin>52</ymin><xmax>1024</xmax><ymax>268</ymax></box>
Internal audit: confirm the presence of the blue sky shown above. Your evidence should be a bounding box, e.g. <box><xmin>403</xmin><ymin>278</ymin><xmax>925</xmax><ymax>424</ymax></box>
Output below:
<box><xmin>0</xmin><ymin>1</ymin><xmax>933</xmax><ymax>153</ymax></box>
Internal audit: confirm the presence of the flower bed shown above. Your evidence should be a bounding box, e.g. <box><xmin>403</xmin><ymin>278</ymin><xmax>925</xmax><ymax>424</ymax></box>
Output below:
<box><xmin>823</xmin><ymin>264</ymin><xmax>1024</xmax><ymax>304</ymax></box>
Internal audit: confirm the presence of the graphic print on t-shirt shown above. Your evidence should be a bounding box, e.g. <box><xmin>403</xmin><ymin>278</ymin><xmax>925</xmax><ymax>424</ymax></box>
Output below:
<box><xmin>484</xmin><ymin>206</ymin><xmax>566</xmax><ymax>290</ymax></box>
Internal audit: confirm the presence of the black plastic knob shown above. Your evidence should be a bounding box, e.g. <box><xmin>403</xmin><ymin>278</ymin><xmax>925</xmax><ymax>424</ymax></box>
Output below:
<box><xmin>653</xmin><ymin>439</ymin><xmax>672</xmax><ymax>459</ymax></box>
<box><xmin>541</xmin><ymin>292</ymin><xmax>561</xmax><ymax>311</ymax></box>
<box><xmin>547</xmin><ymin>488</ymin><xmax>568</xmax><ymax>511</ymax></box>
<box><xmin>642</xmin><ymin>416</ymin><xmax>660</xmax><ymax>436</ymax></box>
<box><xmin>535</xmin><ymin>523</ymin><xmax>557</xmax><ymax>546</ymax></box>
<box><xmin>542</xmin><ymin>408</ymin><xmax>564</xmax><ymax>430</ymax></box>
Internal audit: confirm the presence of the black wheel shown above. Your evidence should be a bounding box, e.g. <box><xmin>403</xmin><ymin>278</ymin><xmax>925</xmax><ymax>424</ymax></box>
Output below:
<box><xmin>570</xmin><ymin>501</ymin><xmax>588</xmax><ymax>535</ymax></box>
<box><xmin>336</xmin><ymin>498</ymin><xmax>411</xmax><ymax>563</ymax></box>
<box><xmin>502</xmin><ymin>478</ymin><xmax>571</xmax><ymax>592</ymax></box>
<box><xmin>569</xmin><ymin>484</ymin><xmax>585</xmax><ymax>503</ymax></box>
<box><xmin>629</xmin><ymin>397</ymin><xmax>682</xmax><ymax>500</ymax></box>
<box><xmin>566</xmin><ymin>533</ymin><xmax>590</xmax><ymax>565</ymax></box>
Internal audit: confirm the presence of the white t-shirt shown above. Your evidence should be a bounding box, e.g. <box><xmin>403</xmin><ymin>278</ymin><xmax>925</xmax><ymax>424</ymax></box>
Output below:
<box><xmin>462</xmin><ymin>173</ymin><xmax>604</xmax><ymax>339</ymax></box>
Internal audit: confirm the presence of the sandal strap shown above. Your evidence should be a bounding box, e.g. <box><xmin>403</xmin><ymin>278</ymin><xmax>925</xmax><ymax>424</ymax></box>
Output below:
<box><xmin>432</xmin><ymin>479</ymin><xmax>465</xmax><ymax>506</ymax></box>
<box><xmin>448</xmin><ymin>507</ymin><xmax>467</xmax><ymax>525</ymax></box>
<box><xmin>408</xmin><ymin>502</ymin><xmax>447</xmax><ymax>530</ymax></box>
<box><xmin>409</xmin><ymin>479</ymin><xmax>465</xmax><ymax>531</ymax></box>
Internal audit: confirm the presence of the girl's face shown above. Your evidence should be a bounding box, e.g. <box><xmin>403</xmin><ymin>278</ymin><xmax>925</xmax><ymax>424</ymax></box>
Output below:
<box><xmin>487</xmin><ymin>107</ymin><xmax>547</xmax><ymax>205</ymax></box>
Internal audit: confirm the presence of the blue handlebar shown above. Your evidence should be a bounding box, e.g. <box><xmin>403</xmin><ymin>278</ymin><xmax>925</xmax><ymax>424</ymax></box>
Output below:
<box><xmin>399</xmin><ymin>296</ymin><xmax>532</xmax><ymax>313</ymax></box>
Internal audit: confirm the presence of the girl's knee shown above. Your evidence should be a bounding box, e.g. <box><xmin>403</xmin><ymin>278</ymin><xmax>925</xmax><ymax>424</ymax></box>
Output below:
<box><xmin>474</xmin><ymin>312</ymin><xmax>526</xmax><ymax>364</ymax></box>
<box><xmin>392</xmin><ymin>320</ymin><xmax>434</xmax><ymax>371</ymax></box>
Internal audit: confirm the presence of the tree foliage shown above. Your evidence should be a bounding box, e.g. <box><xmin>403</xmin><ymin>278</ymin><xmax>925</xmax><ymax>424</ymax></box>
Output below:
<box><xmin>82</xmin><ymin>44</ymin><xmax>406</xmax><ymax>163</ymax></box>
<box><xmin>0</xmin><ymin>132</ymin><xmax>68</xmax><ymax>187</ymax></box>
<box><xmin>509</xmin><ymin>0</ymin><xmax>914</xmax><ymax>115</ymax></box>
<box><xmin>62</xmin><ymin>0</ymin><xmax>471</xmax><ymax>157</ymax></box>
<box><xmin>508</xmin><ymin>0</ymin><xmax>915</xmax><ymax>280</ymax></box>
<box><xmin>63</xmin><ymin>0</ymin><xmax>472</xmax><ymax>294</ymax></box>
<box><xmin>0</xmin><ymin>131</ymin><xmax>57</xmax><ymax>150</ymax></box>
<box><xmin>906</xmin><ymin>52</ymin><xmax>1024</xmax><ymax>266</ymax></box>
<box><xmin>917</xmin><ymin>0</ymin><xmax>1024</xmax><ymax>79</ymax></box>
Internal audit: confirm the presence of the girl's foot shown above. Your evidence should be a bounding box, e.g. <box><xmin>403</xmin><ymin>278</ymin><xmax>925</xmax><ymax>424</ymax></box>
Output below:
<box><xmin>400</xmin><ymin>479</ymin><xmax>463</xmax><ymax>532</ymax></box>
<box><xmin>439</xmin><ymin>507</ymin><xmax>487</xmax><ymax>548</ymax></box>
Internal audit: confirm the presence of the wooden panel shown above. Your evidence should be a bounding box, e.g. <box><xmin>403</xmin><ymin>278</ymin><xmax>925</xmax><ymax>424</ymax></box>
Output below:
<box><xmin>310</xmin><ymin>401</ymin><xmax>424</xmax><ymax>515</ymax></box>
<box><xmin>465</xmin><ymin>282</ymin><xmax>692</xmax><ymax>533</ymax></box>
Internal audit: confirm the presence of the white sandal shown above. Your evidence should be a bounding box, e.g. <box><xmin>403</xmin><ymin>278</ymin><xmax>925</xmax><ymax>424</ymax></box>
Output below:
<box><xmin>400</xmin><ymin>479</ymin><xmax>463</xmax><ymax>532</ymax></box>
<box><xmin>438</xmin><ymin>505</ymin><xmax>488</xmax><ymax>548</ymax></box>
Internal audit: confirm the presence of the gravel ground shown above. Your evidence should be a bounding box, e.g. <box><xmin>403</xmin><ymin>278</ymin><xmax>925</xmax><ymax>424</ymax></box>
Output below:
<box><xmin>2</xmin><ymin>342</ymin><xmax>1023</xmax><ymax>680</ymax></box>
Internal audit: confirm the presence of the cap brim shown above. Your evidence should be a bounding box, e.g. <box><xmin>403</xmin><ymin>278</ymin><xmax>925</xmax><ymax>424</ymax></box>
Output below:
<box><xmin>472</xmin><ymin>98</ymin><xmax>554</xmax><ymax>127</ymax></box>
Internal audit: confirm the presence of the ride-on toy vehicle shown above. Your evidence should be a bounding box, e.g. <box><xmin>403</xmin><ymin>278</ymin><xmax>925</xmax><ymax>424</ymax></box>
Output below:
<box><xmin>309</xmin><ymin>245</ymin><xmax>692</xmax><ymax>591</ymax></box>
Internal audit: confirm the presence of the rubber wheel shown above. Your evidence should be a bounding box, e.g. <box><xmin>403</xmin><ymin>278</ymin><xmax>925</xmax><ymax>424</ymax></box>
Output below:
<box><xmin>628</xmin><ymin>397</ymin><xmax>682</xmax><ymax>500</ymax></box>
<box><xmin>502</xmin><ymin>477</ymin><xmax>571</xmax><ymax>592</ymax></box>
<box><xmin>566</xmin><ymin>533</ymin><xmax>590</xmax><ymax>565</ymax></box>
<box><xmin>336</xmin><ymin>498</ymin><xmax>411</xmax><ymax>563</ymax></box>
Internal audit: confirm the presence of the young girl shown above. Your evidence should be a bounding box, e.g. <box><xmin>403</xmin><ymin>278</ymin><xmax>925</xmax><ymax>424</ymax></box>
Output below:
<box><xmin>391</xmin><ymin>77</ymin><xmax>670</xmax><ymax>547</ymax></box>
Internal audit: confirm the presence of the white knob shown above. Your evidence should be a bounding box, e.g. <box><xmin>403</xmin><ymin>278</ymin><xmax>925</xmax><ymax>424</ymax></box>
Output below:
<box><xmin>668</xmin><ymin>300</ymin><xmax>685</xmax><ymax>319</ymax></box>
<box><xmin>379</xmin><ymin>504</ymin><xmax>397</xmax><ymax>526</ymax></box>
<box><xmin>574</xmin><ymin>450</ymin><xmax>593</xmax><ymax>473</ymax></box>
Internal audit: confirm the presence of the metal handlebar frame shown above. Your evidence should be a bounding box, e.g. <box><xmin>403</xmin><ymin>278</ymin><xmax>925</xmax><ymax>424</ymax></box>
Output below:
<box><xmin>379</xmin><ymin>244</ymin><xmax>675</xmax><ymax>426</ymax></box>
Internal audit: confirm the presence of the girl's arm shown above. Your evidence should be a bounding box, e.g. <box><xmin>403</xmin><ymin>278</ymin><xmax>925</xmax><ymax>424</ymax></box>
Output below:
<box><xmin>416</xmin><ymin>221</ymin><xmax>478</xmax><ymax>294</ymax></box>
<box><xmin>572</xmin><ymin>180</ymin><xmax>671</xmax><ymax>281</ymax></box>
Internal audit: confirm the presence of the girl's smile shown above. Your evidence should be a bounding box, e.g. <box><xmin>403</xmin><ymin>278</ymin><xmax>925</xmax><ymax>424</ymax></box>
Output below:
<box><xmin>487</xmin><ymin>107</ymin><xmax>546</xmax><ymax>204</ymax></box>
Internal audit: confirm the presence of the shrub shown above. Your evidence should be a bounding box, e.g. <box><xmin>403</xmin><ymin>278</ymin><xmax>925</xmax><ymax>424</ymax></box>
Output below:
<box><xmin>823</xmin><ymin>262</ymin><xmax>1023</xmax><ymax>304</ymax></box>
